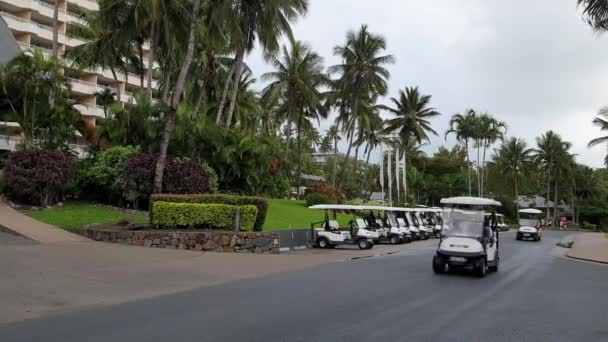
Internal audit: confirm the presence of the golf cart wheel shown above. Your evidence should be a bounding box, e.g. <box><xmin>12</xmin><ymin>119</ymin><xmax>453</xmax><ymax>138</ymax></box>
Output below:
<box><xmin>489</xmin><ymin>257</ymin><xmax>499</xmax><ymax>272</ymax></box>
<box><xmin>476</xmin><ymin>260</ymin><xmax>488</xmax><ymax>278</ymax></box>
<box><xmin>432</xmin><ymin>255</ymin><xmax>446</xmax><ymax>274</ymax></box>
<box><xmin>317</xmin><ymin>237</ymin><xmax>330</xmax><ymax>249</ymax></box>
<box><xmin>389</xmin><ymin>235</ymin><xmax>401</xmax><ymax>245</ymax></box>
<box><xmin>357</xmin><ymin>239</ymin><xmax>370</xmax><ymax>250</ymax></box>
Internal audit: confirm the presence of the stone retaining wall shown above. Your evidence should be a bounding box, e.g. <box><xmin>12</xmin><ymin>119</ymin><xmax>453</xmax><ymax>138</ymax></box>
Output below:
<box><xmin>77</xmin><ymin>228</ymin><xmax>280</xmax><ymax>254</ymax></box>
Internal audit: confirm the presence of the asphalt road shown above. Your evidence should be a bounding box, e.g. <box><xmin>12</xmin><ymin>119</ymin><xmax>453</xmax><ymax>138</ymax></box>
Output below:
<box><xmin>1</xmin><ymin>231</ymin><xmax>607</xmax><ymax>342</ymax></box>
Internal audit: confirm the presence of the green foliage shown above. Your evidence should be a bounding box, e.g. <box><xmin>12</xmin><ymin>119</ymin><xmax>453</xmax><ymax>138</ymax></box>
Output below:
<box><xmin>304</xmin><ymin>193</ymin><xmax>335</xmax><ymax>207</ymax></box>
<box><xmin>581</xmin><ymin>221</ymin><xmax>598</xmax><ymax>231</ymax></box>
<box><xmin>151</xmin><ymin>193</ymin><xmax>268</xmax><ymax>231</ymax></box>
<box><xmin>151</xmin><ymin>201</ymin><xmax>257</xmax><ymax>231</ymax></box>
<box><xmin>264</xmin><ymin>199</ymin><xmax>352</xmax><ymax>230</ymax></box>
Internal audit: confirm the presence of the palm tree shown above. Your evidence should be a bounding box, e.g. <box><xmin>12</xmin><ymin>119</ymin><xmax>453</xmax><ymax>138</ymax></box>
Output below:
<box><xmin>0</xmin><ymin>50</ymin><xmax>68</xmax><ymax>146</ymax></box>
<box><xmin>153</xmin><ymin>0</ymin><xmax>202</xmax><ymax>193</ymax></box>
<box><xmin>329</xmin><ymin>24</ymin><xmax>394</xmax><ymax>190</ymax></box>
<box><xmin>319</xmin><ymin>135</ymin><xmax>332</xmax><ymax>153</ymax></box>
<box><xmin>262</xmin><ymin>39</ymin><xmax>328</xmax><ymax>199</ymax></box>
<box><xmin>478</xmin><ymin>114</ymin><xmax>507</xmax><ymax>197</ymax></box>
<box><xmin>52</xmin><ymin>0</ymin><xmax>60</xmax><ymax>57</ymax></box>
<box><xmin>94</xmin><ymin>88</ymin><xmax>116</xmax><ymax>118</ymax></box>
<box><xmin>587</xmin><ymin>108</ymin><xmax>608</xmax><ymax>166</ymax></box>
<box><xmin>493</xmin><ymin>137</ymin><xmax>532</xmax><ymax>222</ymax></box>
<box><xmin>533</xmin><ymin>131</ymin><xmax>572</xmax><ymax>227</ymax></box>
<box><xmin>445</xmin><ymin>109</ymin><xmax>477</xmax><ymax>196</ymax></box>
<box><xmin>326</xmin><ymin>124</ymin><xmax>341</xmax><ymax>186</ymax></box>
<box><xmin>215</xmin><ymin>0</ymin><xmax>309</xmax><ymax>126</ymax></box>
<box><xmin>381</xmin><ymin>86</ymin><xmax>440</xmax><ymax>198</ymax></box>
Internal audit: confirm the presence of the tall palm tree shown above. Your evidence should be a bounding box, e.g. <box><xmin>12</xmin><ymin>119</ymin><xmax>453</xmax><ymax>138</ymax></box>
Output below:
<box><xmin>262</xmin><ymin>39</ymin><xmax>328</xmax><ymax>199</ymax></box>
<box><xmin>215</xmin><ymin>0</ymin><xmax>309</xmax><ymax>126</ymax></box>
<box><xmin>533</xmin><ymin>131</ymin><xmax>572</xmax><ymax>227</ymax></box>
<box><xmin>319</xmin><ymin>135</ymin><xmax>332</xmax><ymax>153</ymax></box>
<box><xmin>329</xmin><ymin>24</ymin><xmax>394</xmax><ymax>190</ymax></box>
<box><xmin>493</xmin><ymin>137</ymin><xmax>532</xmax><ymax>222</ymax></box>
<box><xmin>326</xmin><ymin>124</ymin><xmax>341</xmax><ymax>186</ymax></box>
<box><xmin>153</xmin><ymin>0</ymin><xmax>202</xmax><ymax>193</ymax></box>
<box><xmin>94</xmin><ymin>88</ymin><xmax>116</xmax><ymax>118</ymax></box>
<box><xmin>445</xmin><ymin>109</ymin><xmax>477</xmax><ymax>196</ymax></box>
<box><xmin>381</xmin><ymin>86</ymin><xmax>441</xmax><ymax>198</ymax></box>
<box><xmin>52</xmin><ymin>0</ymin><xmax>60</xmax><ymax>58</ymax></box>
<box><xmin>587</xmin><ymin>108</ymin><xmax>608</xmax><ymax>166</ymax></box>
<box><xmin>478</xmin><ymin>114</ymin><xmax>507</xmax><ymax>197</ymax></box>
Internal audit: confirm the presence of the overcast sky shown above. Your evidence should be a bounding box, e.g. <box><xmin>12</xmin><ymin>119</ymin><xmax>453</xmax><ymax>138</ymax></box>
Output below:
<box><xmin>246</xmin><ymin>0</ymin><xmax>608</xmax><ymax>168</ymax></box>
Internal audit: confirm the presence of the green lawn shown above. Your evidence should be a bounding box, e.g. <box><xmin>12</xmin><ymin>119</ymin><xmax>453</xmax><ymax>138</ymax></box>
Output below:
<box><xmin>264</xmin><ymin>199</ymin><xmax>352</xmax><ymax>230</ymax></box>
<box><xmin>26</xmin><ymin>202</ymin><xmax>149</xmax><ymax>230</ymax></box>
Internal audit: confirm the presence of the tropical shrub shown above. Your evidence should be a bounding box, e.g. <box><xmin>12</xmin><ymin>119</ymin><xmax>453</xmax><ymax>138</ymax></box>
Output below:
<box><xmin>305</xmin><ymin>181</ymin><xmax>345</xmax><ymax>203</ymax></box>
<box><xmin>70</xmin><ymin>146</ymin><xmax>139</xmax><ymax>203</ymax></box>
<box><xmin>151</xmin><ymin>193</ymin><xmax>268</xmax><ymax>231</ymax></box>
<box><xmin>4</xmin><ymin>149</ymin><xmax>74</xmax><ymax>206</ymax></box>
<box><xmin>152</xmin><ymin>201</ymin><xmax>257</xmax><ymax>231</ymax></box>
<box><xmin>304</xmin><ymin>193</ymin><xmax>335</xmax><ymax>207</ymax></box>
<box><xmin>122</xmin><ymin>153</ymin><xmax>211</xmax><ymax>206</ymax></box>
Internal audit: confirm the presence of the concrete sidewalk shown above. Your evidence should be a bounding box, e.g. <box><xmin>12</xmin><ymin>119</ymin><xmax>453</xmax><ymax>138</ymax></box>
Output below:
<box><xmin>0</xmin><ymin>200</ymin><xmax>88</xmax><ymax>243</ymax></box>
<box><xmin>567</xmin><ymin>233</ymin><xmax>608</xmax><ymax>264</ymax></box>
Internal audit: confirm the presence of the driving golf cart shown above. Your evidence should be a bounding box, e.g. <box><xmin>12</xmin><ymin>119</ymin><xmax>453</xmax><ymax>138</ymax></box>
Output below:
<box><xmin>516</xmin><ymin>208</ymin><xmax>543</xmax><ymax>241</ymax></box>
<box><xmin>433</xmin><ymin>197</ymin><xmax>502</xmax><ymax>277</ymax></box>
<box><xmin>308</xmin><ymin>205</ymin><xmax>380</xmax><ymax>249</ymax></box>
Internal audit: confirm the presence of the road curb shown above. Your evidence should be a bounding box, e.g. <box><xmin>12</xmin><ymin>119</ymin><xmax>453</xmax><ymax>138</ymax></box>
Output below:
<box><xmin>565</xmin><ymin>254</ymin><xmax>608</xmax><ymax>265</ymax></box>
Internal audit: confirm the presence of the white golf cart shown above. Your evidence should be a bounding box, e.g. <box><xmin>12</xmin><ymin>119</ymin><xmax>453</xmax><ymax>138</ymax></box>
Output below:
<box><xmin>309</xmin><ymin>205</ymin><xmax>380</xmax><ymax>249</ymax></box>
<box><xmin>358</xmin><ymin>206</ymin><xmax>409</xmax><ymax>245</ymax></box>
<box><xmin>433</xmin><ymin>197</ymin><xmax>502</xmax><ymax>277</ymax></box>
<box><xmin>486</xmin><ymin>213</ymin><xmax>508</xmax><ymax>231</ymax></box>
<box><xmin>392</xmin><ymin>210</ymin><xmax>421</xmax><ymax>240</ymax></box>
<box><xmin>516</xmin><ymin>208</ymin><xmax>543</xmax><ymax>241</ymax></box>
<box><xmin>416</xmin><ymin>208</ymin><xmax>443</xmax><ymax>238</ymax></box>
<box><xmin>409</xmin><ymin>209</ymin><xmax>431</xmax><ymax>240</ymax></box>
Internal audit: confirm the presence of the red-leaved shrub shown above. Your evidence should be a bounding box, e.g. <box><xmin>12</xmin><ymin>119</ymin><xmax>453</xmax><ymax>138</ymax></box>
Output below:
<box><xmin>4</xmin><ymin>149</ymin><xmax>74</xmax><ymax>206</ymax></box>
<box><xmin>305</xmin><ymin>181</ymin><xmax>345</xmax><ymax>203</ymax></box>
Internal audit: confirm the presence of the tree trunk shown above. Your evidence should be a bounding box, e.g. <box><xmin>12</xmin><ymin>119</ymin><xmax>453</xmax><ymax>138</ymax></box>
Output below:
<box><xmin>338</xmin><ymin>129</ymin><xmax>355</xmax><ymax>190</ymax></box>
<box><xmin>365</xmin><ymin>148</ymin><xmax>372</xmax><ymax>166</ymax></box>
<box><xmin>465</xmin><ymin>139</ymin><xmax>471</xmax><ymax>196</ymax></box>
<box><xmin>284</xmin><ymin>109</ymin><xmax>294</xmax><ymax>153</ymax></box>
<box><xmin>404</xmin><ymin>149</ymin><xmax>408</xmax><ymax>200</ymax></box>
<box><xmin>193</xmin><ymin>86</ymin><xmax>205</xmax><ymax>116</ymax></box>
<box><xmin>353</xmin><ymin>143</ymin><xmax>360</xmax><ymax>176</ymax></box>
<box><xmin>296</xmin><ymin>114</ymin><xmax>303</xmax><ymax>200</ymax></box>
<box><xmin>147</xmin><ymin>24</ymin><xmax>157</xmax><ymax>97</ymax></box>
<box><xmin>546</xmin><ymin>165</ymin><xmax>551</xmax><ymax>227</ymax></box>
<box><xmin>515</xmin><ymin>175</ymin><xmax>520</xmax><ymax>224</ymax></box>
<box><xmin>332</xmin><ymin>137</ymin><xmax>338</xmax><ymax>187</ymax></box>
<box><xmin>225</xmin><ymin>48</ymin><xmax>245</xmax><ymax>127</ymax></box>
<box><xmin>554</xmin><ymin>173</ymin><xmax>559</xmax><ymax>229</ymax></box>
<box><xmin>138</xmin><ymin>41</ymin><xmax>145</xmax><ymax>88</ymax></box>
<box><xmin>215</xmin><ymin>63</ymin><xmax>236</xmax><ymax>125</ymax></box>
<box><xmin>52</xmin><ymin>0</ymin><xmax>59</xmax><ymax>58</ymax></box>
<box><xmin>152</xmin><ymin>0</ymin><xmax>200</xmax><ymax>194</ymax></box>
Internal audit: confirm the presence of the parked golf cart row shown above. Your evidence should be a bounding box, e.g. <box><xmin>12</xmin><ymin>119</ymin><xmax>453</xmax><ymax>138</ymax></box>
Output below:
<box><xmin>308</xmin><ymin>205</ymin><xmax>444</xmax><ymax>250</ymax></box>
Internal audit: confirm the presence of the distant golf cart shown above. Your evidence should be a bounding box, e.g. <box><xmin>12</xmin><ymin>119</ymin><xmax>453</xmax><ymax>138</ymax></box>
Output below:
<box><xmin>416</xmin><ymin>208</ymin><xmax>443</xmax><ymax>237</ymax></box>
<box><xmin>403</xmin><ymin>209</ymin><xmax>430</xmax><ymax>240</ymax></box>
<box><xmin>487</xmin><ymin>213</ymin><xmax>508</xmax><ymax>231</ymax></box>
<box><xmin>516</xmin><ymin>208</ymin><xmax>543</xmax><ymax>241</ymax></box>
<box><xmin>358</xmin><ymin>206</ymin><xmax>411</xmax><ymax>245</ymax></box>
<box><xmin>309</xmin><ymin>205</ymin><xmax>380</xmax><ymax>250</ymax></box>
<box><xmin>433</xmin><ymin>197</ymin><xmax>502</xmax><ymax>277</ymax></box>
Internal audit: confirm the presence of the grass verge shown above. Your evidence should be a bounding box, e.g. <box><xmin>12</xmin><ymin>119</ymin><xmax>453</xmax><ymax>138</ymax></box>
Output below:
<box><xmin>264</xmin><ymin>199</ymin><xmax>352</xmax><ymax>230</ymax></box>
<box><xmin>26</xmin><ymin>202</ymin><xmax>148</xmax><ymax>230</ymax></box>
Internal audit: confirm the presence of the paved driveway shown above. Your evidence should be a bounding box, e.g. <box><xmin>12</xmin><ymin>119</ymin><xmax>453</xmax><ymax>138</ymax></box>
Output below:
<box><xmin>2</xmin><ymin>231</ymin><xmax>607</xmax><ymax>341</ymax></box>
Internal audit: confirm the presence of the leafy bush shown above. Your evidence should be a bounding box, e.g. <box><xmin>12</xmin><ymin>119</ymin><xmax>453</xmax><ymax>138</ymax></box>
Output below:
<box><xmin>305</xmin><ymin>193</ymin><xmax>335</xmax><ymax>207</ymax></box>
<box><xmin>151</xmin><ymin>193</ymin><xmax>268</xmax><ymax>231</ymax></box>
<box><xmin>152</xmin><ymin>201</ymin><xmax>257</xmax><ymax>231</ymax></box>
<box><xmin>122</xmin><ymin>153</ymin><xmax>212</xmax><ymax>206</ymax></box>
<box><xmin>305</xmin><ymin>181</ymin><xmax>345</xmax><ymax>203</ymax></box>
<box><xmin>70</xmin><ymin>146</ymin><xmax>139</xmax><ymax>203</ymax></box>
<box><xmin>4</xmin><ymin>149</ymin><xmax>74</xmax><ymax>206</ymax></box>
<box><xmin>582</xmin><ymin>221</ymin><xmax>598</xmax><ymax>231</ymax></box>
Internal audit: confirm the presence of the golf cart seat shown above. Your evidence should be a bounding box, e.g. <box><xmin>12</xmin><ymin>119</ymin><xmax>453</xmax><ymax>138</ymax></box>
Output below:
<box><xmin>375</xmin><ymin>219</ymin><xmax>385</xmax><ymax>227</ymax></box>
<box><xmin>328</xmin><ymin>220</ymin><xmax>340</xmax><ymax>230</ymax></box>
<box><xmin>397</xmin><ymin>218</ymin><xmax>407</xmax><ymax>227</ymax></box>
<box><xmin>355</xmin><ymin>218</ymin><xmax>368</xmax><ymax>229</ymax></box>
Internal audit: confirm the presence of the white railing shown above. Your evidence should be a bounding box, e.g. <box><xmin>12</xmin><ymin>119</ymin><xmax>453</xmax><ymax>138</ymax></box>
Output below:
<box><xmin>0</xmin><ymin>134</ymin><xmax>88</xmax><ymax>157</ymax></box>
<box><xmin>0</xmin><ymin>11</ymin><xmax>66</xmax><ymax>40</ymax></box>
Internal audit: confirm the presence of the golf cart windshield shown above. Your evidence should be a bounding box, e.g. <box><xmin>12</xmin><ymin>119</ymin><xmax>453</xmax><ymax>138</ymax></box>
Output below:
<box><xmin>519</xmin><ymin>216</ymin><xmax>539</xmax><ymax>227</ymax></box>
<box><xmin>442</xmin><ymin>208</ymin><xmax>485</xmax><ymax>238</ymax></box>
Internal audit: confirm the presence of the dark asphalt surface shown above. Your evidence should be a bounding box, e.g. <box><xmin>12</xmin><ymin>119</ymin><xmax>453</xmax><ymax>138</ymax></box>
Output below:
<box><xmin>1</xmin><ymin>231</ymin><xmax>607</xmax><ymax>342</ymax></box>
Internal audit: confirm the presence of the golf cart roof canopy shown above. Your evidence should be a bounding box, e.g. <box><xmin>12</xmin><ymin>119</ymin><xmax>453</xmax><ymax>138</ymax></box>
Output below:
<box><xmin>440</xmin><ymin>197</ymin><xmax>502</xmax><ymax>207</ymax></box>
<box><xmin>485</xmin><ymin>213</ymin><xmax>504</xmax><ymax>217</ymax></box>
<box><xmin>519</xmin><ymin>208</ymin><xmax>543</xmax><ymax>214</ymax></box>
<box><xmin>308</xmin><ymin>204</ymin><xmax>362</xmax><ymax>210</ymax></box>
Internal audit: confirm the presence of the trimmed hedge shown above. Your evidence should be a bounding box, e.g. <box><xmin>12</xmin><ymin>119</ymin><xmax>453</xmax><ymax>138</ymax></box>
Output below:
<box><xmin>152</xmin><ymin>201</ymin><xmax>258</xmax><ymax>231</ymax></box>
<box><xmin>151</xmin><ymin>194</ymin><xmax>268</xmax><ymax>231</ymax></box>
